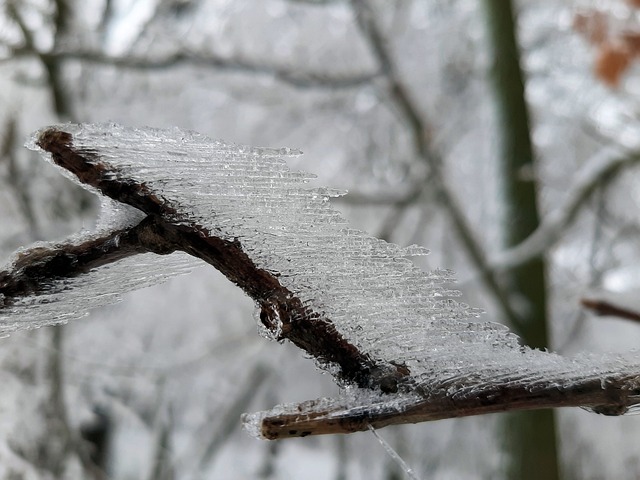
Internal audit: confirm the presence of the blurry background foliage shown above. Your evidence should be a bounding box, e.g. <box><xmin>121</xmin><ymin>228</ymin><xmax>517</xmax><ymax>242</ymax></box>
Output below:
<box><xmin>2</xmin><ymin>0</ymin><xmax>640</xmax><ymax>479</ymax></box>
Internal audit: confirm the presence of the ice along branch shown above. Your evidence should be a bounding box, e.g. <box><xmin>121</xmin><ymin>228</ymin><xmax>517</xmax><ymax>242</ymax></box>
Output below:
<box><xmin>3</xmin><ymin>125</ymin><xmax>640</xmax><ymax>441</ymax></box>
<box><xmin>254</xmin><ymin>372</ymin><xmax>640</xmax><ymax>439</ymax></box>
<box><xmin>0</xmin><ymin>127</ymin><xmax>408</xmax><ymax>394</ymax></box>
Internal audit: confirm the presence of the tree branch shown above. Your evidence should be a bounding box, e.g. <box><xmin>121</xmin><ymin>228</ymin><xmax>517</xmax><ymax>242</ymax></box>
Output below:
<box><xmin>492</xmin><ymin>148</ymin><xmax>640</xmax><ymax>271</ymax></box>
<box><xmin>7</xmin><ymin>0</ymin><xmax>74</xmax><ymax>118</ymax></box>
<box><xmin>4</xmin><ymin>124</ymin><xmax>640</xmax><ymax>443</ymax></box>
<box><xmin>2</xmin><ymin>126</ymin><xmax>409</xmax><ymax>394</ymax></box>
<box><xmin>5</xmin><ymin>0</ymin><xmax>377</xmax><ymax>92</ymax></box>
<box><xmin>195</xmin><ymin>365</ymin><xmax>270</xmax><ymax>472</ymax></box>
<box><xmin>252</xmin><ymin>373</ymin><xmax>640</xmax><ymax>439</ymax></box>
<box><xmin>581</xmin><ymin>298</ymin><xmax>640</xmax><ymax>324</ymax></box>
<box><xmin>0</xmin><ymin>219</ymin><xmax>169</xmax><ymax>305</ymax></box>
<box><xmin>5</xmin><ymin>47</ymin><xmax>380</xmax><ymax>90</ymax></box>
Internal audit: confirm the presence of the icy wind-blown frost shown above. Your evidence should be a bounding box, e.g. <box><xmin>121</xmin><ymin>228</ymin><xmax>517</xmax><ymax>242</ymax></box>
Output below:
<box><xmin>0</xmin><ymin>250</ymin><xmax>195</xmax><ymax>334</ymax></box>
<box><xmin>1</xmin><ymin>123</ymin><xmax>640</xmax><ymax>435</ymax></box>
<box><xmin>0</xmin><ymin>194</ymin><xmax>199</xmax><ymax>333</ymax></box>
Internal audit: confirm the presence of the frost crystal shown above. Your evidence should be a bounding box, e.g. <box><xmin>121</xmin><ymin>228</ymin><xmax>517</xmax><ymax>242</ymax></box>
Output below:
<box><xmin>0</xmin><ymin>250</ymin><xmax>197</xmax><ymax>333</ymax></box>
<box><xmin>21</xmin><ymin>124</ymin><xmax>481</xmax><ymax>359</ymax></box>
<box><xmin>2</xmin><ymin>123</ymin><xmax>640</xmax><ymax>435</ymax></box>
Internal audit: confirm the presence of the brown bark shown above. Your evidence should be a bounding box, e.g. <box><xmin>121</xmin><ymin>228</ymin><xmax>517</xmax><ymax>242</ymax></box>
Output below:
<box><xmin>258</xmin><ymin>374</ymin><xmax>639</xmax><ymax>439</ymax></box>
<box><xmin>1</xmin><ymin>127</ymin><xmax>409</xmax><ymax>393</ymax></box>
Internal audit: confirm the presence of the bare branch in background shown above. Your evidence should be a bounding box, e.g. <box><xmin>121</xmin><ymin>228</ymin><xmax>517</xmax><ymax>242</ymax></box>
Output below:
<box><xmin>555</xmin><ymin>186</ymin><xmax>608</xmax><ymax>353</ymax></box>
<box><xmin>350</xmin><ymin>0</ymin><xmax>523</xmax><ymax>329</ymax></box>
<box><xmin>7</xmin><ymin>0</ymin><xmax>74</xmax><ymax>118</ymax></box>
<box><xmin>194</xmin><ymin>365</ymin><xmax>270</xmax><ymax>473</ymax></box>
<box><xmin>4</xmin><ymin>47</ymin><xmax>381</xmax><ymax>90</ymax></box>
<box><xmin>145</xmin><ymin>380</ymin><xmax>175</xmax><ymax>480</ymax></box>
<box><xmin>581</xmin><ymin>298</ymin><xmax>640</xmax><ymax>324</ymax></box>
<box><xmin>36</xmin><ymin>327</ymin><xmax>109</xmax><ymax>480</ymax></box>
<box><xmin>492</xmin><ymin>148</ymin><xmax>640</xmax><ymax>271</ymax></box>
<box><xmin>0</xmin><ymin>116</ymin><xmax>41</xmax><ymax>239</ymax></box>
<box><xmin>2</xmin><ymin>5</ymin><xmax>102</xmax><ymax>473</ymax></box>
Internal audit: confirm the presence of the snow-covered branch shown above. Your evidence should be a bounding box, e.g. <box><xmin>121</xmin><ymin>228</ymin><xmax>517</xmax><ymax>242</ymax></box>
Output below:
<box><xmin>3</xmin><ymin>47</ymin><xmax>380</xmax><ymax>90</ymax></box>
<box><xmin>248</xmin><ymin>371</ymin><xmax>640</xmax><ymax>439</ymax></box>
<box><xmin>492</xmin><ymin>147</ymin><xmax>640</xmax><ymax>271</ymax></box>
<box><xmin>2</xmin><ymin>124</ymin><xmax>640</xmax><ymax>441</ymax></box>
<box><xmin>2</xmin><ymin>125</ymin><xmax>406</xmax><ymax>393</ymax></box>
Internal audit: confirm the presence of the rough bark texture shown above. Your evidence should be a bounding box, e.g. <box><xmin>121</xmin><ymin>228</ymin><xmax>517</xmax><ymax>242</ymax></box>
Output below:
<box><xmin>258</xmin><ymin>374</ymin><xmax>640</xmax><ymax>439</ymax></box>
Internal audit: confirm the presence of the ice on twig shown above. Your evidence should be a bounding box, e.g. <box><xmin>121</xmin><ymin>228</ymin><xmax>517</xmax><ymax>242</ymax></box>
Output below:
<box><xmin>1</xmin><ymin>123</ymin><xmax>640</xmax><ymax>436</ymax></box>
<box><xmin>0</xmin><ymin>250</ymin><xmax>197</xmax><ymax>334</ymax></box>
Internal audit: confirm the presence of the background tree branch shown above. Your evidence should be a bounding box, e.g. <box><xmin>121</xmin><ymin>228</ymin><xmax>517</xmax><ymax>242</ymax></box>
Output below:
<box><xmin>350</xmin><ymin>0</ymin><xmax>523</xmax><ymax>330</ymax></box>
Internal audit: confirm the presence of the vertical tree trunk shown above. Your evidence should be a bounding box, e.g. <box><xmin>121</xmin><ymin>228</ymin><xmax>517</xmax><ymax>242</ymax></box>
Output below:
<box><xmin>38</xmin><ymin>326</ymin><xmax>72</xmax><ymax>476</ymax></box>
<box><xmin>481</xmin><ymin>1</ymin><xmax>560</xmax><ymax>479</ymax></box>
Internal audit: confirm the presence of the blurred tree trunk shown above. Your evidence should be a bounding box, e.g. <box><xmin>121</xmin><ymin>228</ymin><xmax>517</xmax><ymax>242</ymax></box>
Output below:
<box><xmin>481</xmin><ymin>1</ymin><xmax>561</xmax><ymax>479</ymax></box>
<box><xmin>39</xmin><ymin>326</ymin><xmax>72</xmax><ymax>476</ymax></box>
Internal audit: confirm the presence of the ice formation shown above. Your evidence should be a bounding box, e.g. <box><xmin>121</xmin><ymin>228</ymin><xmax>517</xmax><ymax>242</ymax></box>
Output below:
<box><xmin>0</xmin><ymin>248</ymin><xmax>197</xmax><ymax>334</ymax></box>
<box><xmin>1</xmin><ymin>123</ymin><xmax>639</xmax><ymax>437</ymax></box>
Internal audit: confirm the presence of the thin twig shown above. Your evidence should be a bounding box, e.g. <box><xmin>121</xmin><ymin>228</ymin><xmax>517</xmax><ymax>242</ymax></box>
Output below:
<box><xmin>195</xmin><ymin>365</ymin><xmax>270</xmax><ymax>471</ymax></box>
<box><xmin>255</xmin><ymin>372</ymin><xmax>640</xmax><ymax>439</ymax></box>
<box><xmin>5</xmin><ymin>47</ymin><xmax>381</xmax><ymax>90</ymax></box>
<box><xmin>147</xmin><ymin>380</ymin><xmax>174</xmax><ymax>480</ymax></box>
<box><xmin>0</xmin><ymin>116</ymin><xmax>40</xmax><ymax>238</ymax></box>
<box><xmin>581</xmin><ymin>298</ymin><xmax>640</xmax><ymax>324</ymax></box>
<box><xmin>8</xmin><ymin>0</ymin><xmax>73</xmax><ymax>118</ymax></box>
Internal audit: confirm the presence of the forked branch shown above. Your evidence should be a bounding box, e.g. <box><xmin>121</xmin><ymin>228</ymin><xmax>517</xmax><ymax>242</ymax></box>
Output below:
<box><xmin>2</xmin><ymin>124</ymin><xmax>640</xmax><ymax>441</ymax></box>
<box><xmin>2</xmin><ymin>127</ymin><xmax>407</xmax><ymax>394</ymax></box>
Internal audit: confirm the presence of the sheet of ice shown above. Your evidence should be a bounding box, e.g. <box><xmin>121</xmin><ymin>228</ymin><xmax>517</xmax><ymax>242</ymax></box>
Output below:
<box><xmin>1</xmin><ymin>123</ymin><xmax>638</xmax><ymax>402</ymax></box>
<box><xmin>0</xmin><ymin>248</ymin><xmax>198</xmax><ymax>335</ymax></box>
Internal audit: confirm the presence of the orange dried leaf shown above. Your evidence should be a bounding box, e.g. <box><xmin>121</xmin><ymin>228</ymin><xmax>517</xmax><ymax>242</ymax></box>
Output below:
<box><xmin>573</xmin><ymin>10</ymin><xmax>608</xmax><ymax>45</ymax></box>
<box><xmin>622</xmin><ymin>33</ymin><xmax>640</xmax><ymax>56</ymax></box>
<box><xmin>595</xmin><ymin>41</ymin><xmax>632</xmax><ymax>87</ymax></box>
